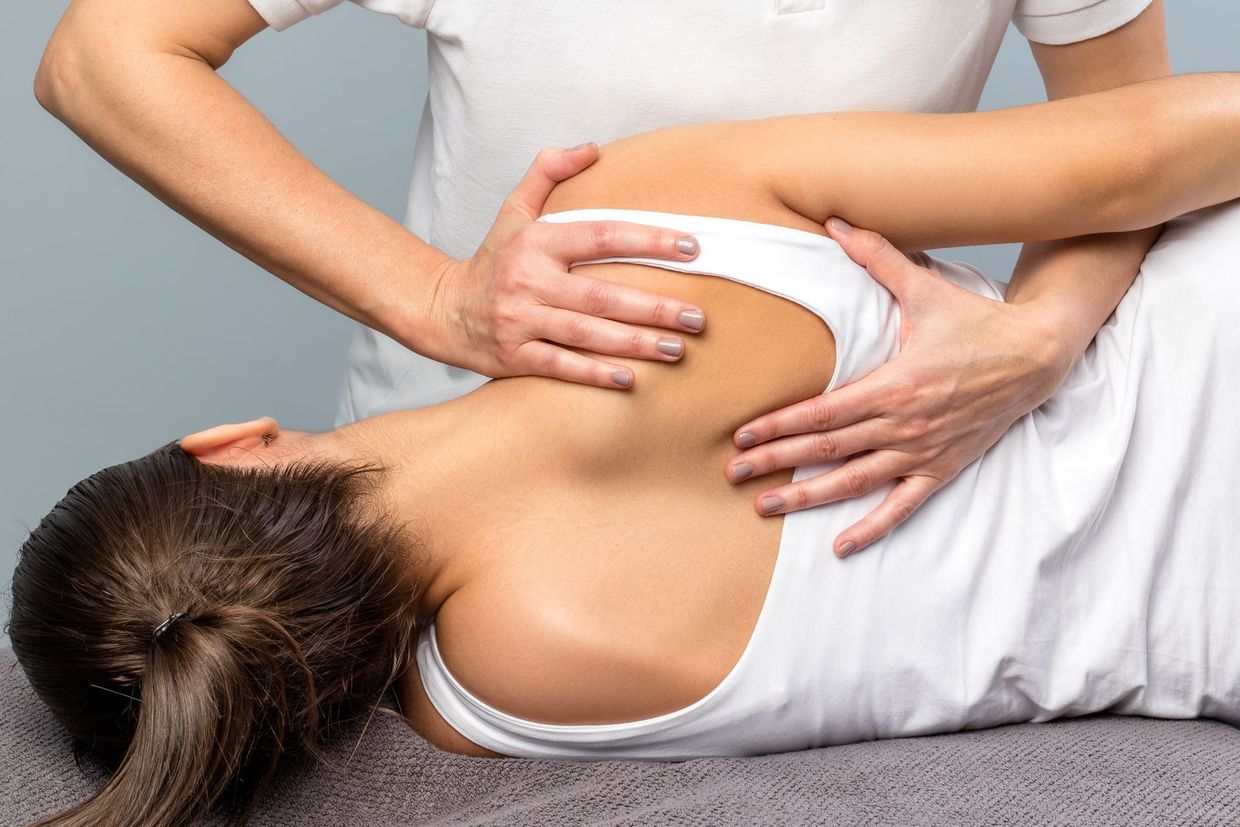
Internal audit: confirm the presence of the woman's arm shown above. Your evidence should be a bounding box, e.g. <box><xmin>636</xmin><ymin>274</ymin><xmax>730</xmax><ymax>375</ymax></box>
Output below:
<box><xmin>748</xmin><ymin>72</ymin><xmax>1240</xmax><ymax>250</ymax></box>
<box><xmin>723</xmin><ymin>12</ymin><xmax>1178</xmax><ymax>559</ymax></box>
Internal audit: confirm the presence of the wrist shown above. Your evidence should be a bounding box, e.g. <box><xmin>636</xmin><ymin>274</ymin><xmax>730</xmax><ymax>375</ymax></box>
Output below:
<box><xmin>1004</xmin><ymin>299</ymin><xmax>1087</xmax><ymax>391</ymax></box>
<box><xmin>365</xmin><ymin>249</ymin><xmax>459</xmax><ymax>359</ymax></box>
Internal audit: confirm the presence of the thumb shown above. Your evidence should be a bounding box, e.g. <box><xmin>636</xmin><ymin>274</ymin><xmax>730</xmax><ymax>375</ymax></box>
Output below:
<box><xmin>825</xmin><ymin>216</ymin><xmax>924</xmax><ymax>302</ymax></box>
<box><xmin>504</xmin><ymin>143</ymin><xmax>598</xmax><ymax>219</ymax></box>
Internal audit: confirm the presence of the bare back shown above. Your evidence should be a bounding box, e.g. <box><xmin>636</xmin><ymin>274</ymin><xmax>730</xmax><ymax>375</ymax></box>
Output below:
<box><xmin>400</xmin><ymin>131</ymin><xmax>840</xmax><ymax>754</ymax></box>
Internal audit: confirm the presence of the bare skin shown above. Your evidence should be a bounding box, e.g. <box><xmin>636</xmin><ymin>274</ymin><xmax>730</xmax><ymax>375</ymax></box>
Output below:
<box><xmin>179</xmin><ymin>73</ymin><xmax>1240</xmax><ymax>757</ymax></box>
<box><xmin>33</xmin><ymin>0</ymin><xmax>1179</xmax><ymax>555</ymax></box>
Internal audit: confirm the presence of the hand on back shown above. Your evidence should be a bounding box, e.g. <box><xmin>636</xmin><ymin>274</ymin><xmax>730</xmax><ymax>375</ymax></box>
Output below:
<box><xmin>426</xmin><ymin>144</ymin><xmax>709</xmax><ymax>389</ymax></box>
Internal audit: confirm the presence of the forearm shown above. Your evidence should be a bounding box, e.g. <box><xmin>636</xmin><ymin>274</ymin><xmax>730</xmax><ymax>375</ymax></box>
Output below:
<box><xmin>35</xmin><ymin>23</ymin><xmax>449</xmax><ymax>352</ymax></box>
<box><xmin>750</xmin><ymin>73</ymin><xmax>1240</xmax><ymax>250</ymax></box>
<box><xmin>1004</xmin><ymin>228</ymin><xmax>1162</xmax><ymax>367</ymax></box>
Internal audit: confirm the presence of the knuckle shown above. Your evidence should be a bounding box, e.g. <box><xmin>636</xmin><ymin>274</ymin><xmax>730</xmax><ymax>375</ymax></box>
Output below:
<box><xmin>539</xmin><ymin>347</ymin><xmax>563</xmax><ymax>373</ymax></box>
<box><xmin>649</xmin><ymin>296</ymin><xmax>671</xmax><ymax>324</ymax></box>
<box><xmin>810</xmin><ymin>431</ymin><xmax>839</xmax><ymax>461</ymax></box>
<box><xmin>513</xmin><ymin>225</ymin><xmax>543</xmax><ymax>257</ymax></box>
<box><xmin>857</xmin><ymin>229</ymin><xmax>882</xmax><ymax>249</ymax></box>
<box><xmin>889</xmin><ymin>498</ymin><xmax>918</xmax><ymax>524</ymax></box>
<box><xmin>582</xmin><ymin>281</ymin><xmax>613</xmax><ymax>315</ymax></box>
<box><xmin>590</xmin><ymin>222</ymin><xmax>616</xmax><ymax>251</ymax></box>
<box><xmin>494</xmin><ymin>343</ymin><xmax>520</xmax><ymax>369</ymax></box>
<box><xmin>563</xmin><ymin>315</ymin><xmax>591</xmax><ymax>345</ymax></box>
<box><xmin>492</xmin><ymin>302</ymin><xmax>521</xmax><ymax>328</ymax></box>
<box><xmin>896</xmin><ymin>419</ymin><xmax>927</xmax><ymax>443</ymax></box>
<box><xmin>628</xmin><ymin>330</ymin><xmax>646</xmax><ymax>357</ymax></box>
<box><xmin>788</xmin><ymin>486</ymin><xmax>811</xmax><ymax>510</ymax></box>
<box><xmin>841</xmin><ymin>466</ymin><xmax>870</xmax><ymax>498</ymax></box>
<box><xmin>887</xmin><ymin>380</ymin><xmax>918</xmax><ymax>408</ymax></box>
<box><xmin>806</xmin><ymin>403</ymin><xmax>834</xmax><ymax>433</ymax></box>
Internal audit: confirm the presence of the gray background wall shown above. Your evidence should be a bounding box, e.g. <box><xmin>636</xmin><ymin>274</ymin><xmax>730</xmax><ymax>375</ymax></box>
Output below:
<box><xmin>1</xmin><ymin>2</ymin><xmax>1236</xmax><ymax>645</ymax></box>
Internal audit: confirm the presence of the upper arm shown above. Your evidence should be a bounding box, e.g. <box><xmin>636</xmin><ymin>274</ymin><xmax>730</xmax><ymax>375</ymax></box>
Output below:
<box><xmin>1028</xmin><ymin>0</ymin><xmax>1171</xmax><ymax>99</ymax></box>
<box><xmin>541</xmin><ymin>121</ymin><xmax>806</xmax><ymax>232</ymax></box>
<box><xmin>41</xmin><ymin>0</ymin><xmax>268</xmax><ymax>79</ymax></box>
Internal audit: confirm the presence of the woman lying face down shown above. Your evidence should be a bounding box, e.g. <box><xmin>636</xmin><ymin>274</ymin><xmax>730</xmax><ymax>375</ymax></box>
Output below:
<box><xmin>7</xmin><ymin>421</ymin><xmax>424</xmax><ymax>825</ymax></box>
<box><xmin>11</xmin><ymin>72</ymin><xmax>1240</xmax><ymax>825</ymax></box>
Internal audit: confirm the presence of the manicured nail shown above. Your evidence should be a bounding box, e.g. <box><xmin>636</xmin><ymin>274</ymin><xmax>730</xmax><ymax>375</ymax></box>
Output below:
<box><xmin>760</xmin><ymin>495</ymin><xmax>784</xmax><ymax>514</ymax></box>
<box><xmin>570</xmin><ymin>142</ymin><xmax>592</xmax><ymax>151</ymax></box>
<box><xmin>827</xmin><ymin>216</ymin><xmax>853</xmax><ymax>235</ymax></box>
<box><xmin>678</xmin><ymin>309</ymin><xmax>705</xmax><ymax>331</ymax></box>
<box><xmin>737</xmin><ymin>431</ymin><xmax>757</xmax><ymax>448</ymax></box>
<box><xmin>656</xmin><ymin>337</ymin><xmax>683</xmax><ymax>358</ymax></box>
<box><xmin>731</xmin><ymin>462</ymin><xmax>753</xmax><ymax>483</ymax></box>
<box><xmin>611</xmin><ymin>370</ymin><xmax>632</xmax><ymax>387</ymax></box>
<box><xmin>677</xmin><ymin>236</ymin><xmax>699</xmax><ymax>256</ymax></box>
<box><xmin>838</xmin><ymin>541</ymin><xmax>857</xmax><ymax>557</ymax></box>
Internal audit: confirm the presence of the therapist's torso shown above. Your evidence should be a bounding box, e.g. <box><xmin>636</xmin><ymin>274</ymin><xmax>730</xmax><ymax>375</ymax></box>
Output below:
<box><xmin>239</xmin><ymin>0</ymin><xmax>1153</xmax><ymax>422</ymax></box>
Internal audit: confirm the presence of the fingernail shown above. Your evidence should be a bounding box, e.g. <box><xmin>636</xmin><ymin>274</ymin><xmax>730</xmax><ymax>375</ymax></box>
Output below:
<box><xmin>677</xmin><ymin>236</ymin><xmax>699</xmax><ymax>256</ymax></box>
<box><xmin>731</xmin><ymin>462</ymin><xmax>753</xmax><ymax>483</ymax></box>
<box><xmin>611</xmin><ymin>370</ymin><xmax>632</xmax><ymax>387</ymax></box>
<box><xmin>737</xmin><ymin>431</ymin><xmax>757</xmax><ymax>448</ymax></box>
<box><xmin>827</xmin><ymin>216</ymin><xmax>853</xmax><ymax>235</ymax></box>
<box><xmin>838</xmin><ymin>541</ymin><xmax>857</xmax><ymax>557</ymax></box>
<box><xmin>570</xmin><ymin>142</ymin><xmax>592</xmax><ymax>151</ymax></box>
<box><xmin>760</xmin><ymin>495</ymin><xmax>784</xmax><ymax>515</ymax></box>
<box><xmin>678</xmin><ymin>309</ymin><xmax>705</xmax><ymax>331</ymax></box>
<box><xmin>656</xmin><ymin>337</ymin><xmax>683</xmax><ymax>358</ymax></box>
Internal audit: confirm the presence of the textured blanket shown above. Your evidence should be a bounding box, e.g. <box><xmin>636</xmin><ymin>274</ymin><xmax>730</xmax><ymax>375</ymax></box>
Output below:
<box><xmin>3</xmin><ymin>648</ymin><xmax>1238</xmax><ymax>825</ymax></box>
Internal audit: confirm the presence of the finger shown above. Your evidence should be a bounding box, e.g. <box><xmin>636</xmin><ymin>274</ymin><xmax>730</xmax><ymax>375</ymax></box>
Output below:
<box><xmin>727</xmin><ymin>420</ymin><xmax>886</xmax><ymax>483</ymax></box>
<box><xmin>510</xmin><ymin>339</ymin><xmax>636</xmax><ymax>389</ymax></box>
<box><xmin>833</xmin><ymin>475</ymin><xmax>940</xmax><ymax>558</ymax></box>
<box><xmin>540</xmin><ymin>219</ymin><xmax>701</xmax><ymax>265</ymax></box>
<box><xmin>752</xmin><ymin>450</ymin><xmax>910</xmax><ymax>516</ymax></box>
<box><xmin>733</xmin><ymin>378</ymin><xmax>886</xmax><ymax>448</ymax></box>
<box><xmin>526</xmin><ymin>306</ymin><xmax>687</xmax><ymax>362</ymax></box>
<box><xmin>824</xmin><ymin>217</ymin><xmax>928</xmax><ymax>300</ymax></box>
<box><xmin>538</xmin><ymin>271</ymin><xmax>707</xmax><ymax>333</ymax></box>
<box><xmin>504</xmin><ymin>144</ymin><xmax>600</xmax><ymax>219</ymax></box>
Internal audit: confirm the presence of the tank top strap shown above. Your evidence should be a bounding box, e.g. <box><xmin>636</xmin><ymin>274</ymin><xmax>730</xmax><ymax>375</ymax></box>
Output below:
<box><xmin>536</xmin><ymin>208</ymin><xmax>901</xmax><ymax>390</ymax></box>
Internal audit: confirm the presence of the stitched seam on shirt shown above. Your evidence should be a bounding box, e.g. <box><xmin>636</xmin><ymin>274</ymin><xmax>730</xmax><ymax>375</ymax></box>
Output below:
<box><xmin>1014</xmin><ymin>0</ymin><xmax>1139</xmax><ymax>21</ymax></box>
<box><xmin>415</xmin><ymin>0</ymin><xmax>437</xmax><ymax>28</ymax></box>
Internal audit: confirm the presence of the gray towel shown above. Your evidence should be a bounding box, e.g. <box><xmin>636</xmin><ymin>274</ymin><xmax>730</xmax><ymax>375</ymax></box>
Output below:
<box><xmin>3</xmin><ymin>648</ymin><xmax>1238</xmax><ymax>825</ymax></box>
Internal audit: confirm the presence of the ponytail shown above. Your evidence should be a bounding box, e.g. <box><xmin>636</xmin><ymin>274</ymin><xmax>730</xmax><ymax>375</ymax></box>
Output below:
<box><xmin>10</xmin><ymin>444</ymin><xmax>423</xmax><ymax>826</ymax></box>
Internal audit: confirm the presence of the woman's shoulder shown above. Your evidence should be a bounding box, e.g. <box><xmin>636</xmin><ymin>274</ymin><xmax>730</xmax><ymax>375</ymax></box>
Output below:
<box><xmin>427</xmin><ymin>570</ymin><xmax>729</xmax><ymax>727</ymax></box>
<box><xmin>540</xmin><ymin>121</ymin><xmax>824</xmax><ymax>234</ymax></box>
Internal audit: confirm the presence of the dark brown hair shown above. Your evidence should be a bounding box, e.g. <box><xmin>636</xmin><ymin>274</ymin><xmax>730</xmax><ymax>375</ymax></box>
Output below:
<box><xmin>6</xmin><ymin>440</ymin><xmax>423</xmax><ymax>826</ymax></box>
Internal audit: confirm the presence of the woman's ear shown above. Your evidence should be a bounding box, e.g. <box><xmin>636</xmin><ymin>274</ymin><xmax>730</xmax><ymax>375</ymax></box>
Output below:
<box><xmin>179</xmin><ymin>416</ymin><xmax>280</xmax><ymax>463</ymax></box>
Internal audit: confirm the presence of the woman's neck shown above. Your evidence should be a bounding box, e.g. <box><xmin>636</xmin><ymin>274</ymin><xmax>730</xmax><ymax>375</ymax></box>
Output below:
<box><xmin>324</xmin><ymin>383</ymin><xmax>537</xmax><ymax>619</ymax></box>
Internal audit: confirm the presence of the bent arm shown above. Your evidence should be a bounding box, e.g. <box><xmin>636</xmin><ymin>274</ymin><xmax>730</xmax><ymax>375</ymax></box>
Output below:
<box><xmin>34</xmin><ymin>0</ymin><xmax>451</xmax><ymax>352</ymax></box>
<box><xmin>748</xmin><ymin>72</ymin><xmax>1240</xmax><ymax>251</ymax></box>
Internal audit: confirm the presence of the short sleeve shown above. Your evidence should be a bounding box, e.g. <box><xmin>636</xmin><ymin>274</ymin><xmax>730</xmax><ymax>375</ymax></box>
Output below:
<box><xmin>1012</xmin><ymin>0</ymin><xmax>1153</xmax><ymax>45</ymax></box>
<box><xmin>247</xmin><ymin>0</ymin><xmax>434</xmax><ymax>32</ymax></box>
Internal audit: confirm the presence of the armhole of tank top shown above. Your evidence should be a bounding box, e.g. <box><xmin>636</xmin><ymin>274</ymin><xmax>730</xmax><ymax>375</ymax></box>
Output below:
<box><xmin>417</xmin><ymin>510</ymin><xmax>797</xmax><ymax>739</ymax></box>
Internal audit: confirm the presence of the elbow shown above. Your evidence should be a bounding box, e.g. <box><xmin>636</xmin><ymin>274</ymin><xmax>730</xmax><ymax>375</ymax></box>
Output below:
<box><xmin>1077</xmin><ymin>135</ymin><xmax>1163</xmax><ymax>235</ymax></box>
<box><xmin>33</xmin><ymin>45</ymin><xmax>65</xmax><ymax>117</ymax></box>
<box><xmin>33</xmin><ymin>30</ymin><xmax>88</xmax><ymax>121</ymax></box>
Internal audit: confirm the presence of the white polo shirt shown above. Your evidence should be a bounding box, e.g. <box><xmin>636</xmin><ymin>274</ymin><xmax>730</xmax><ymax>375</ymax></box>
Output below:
<box><xmin>243</xmin><ymin>0</ymin><xmax>1153</xmax><ymax>424</ymax></box>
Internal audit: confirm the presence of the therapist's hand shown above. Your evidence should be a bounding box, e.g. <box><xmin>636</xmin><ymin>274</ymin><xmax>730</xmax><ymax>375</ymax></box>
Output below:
<box><xmin>425</xmin><ymin>143</ymin><xmax>707</xmax><ymax>389</ymax></box>
<box><xmin>726</xmin><ymin>218</ymin><xmax>1074</xmax><ymax>557</ymax></box>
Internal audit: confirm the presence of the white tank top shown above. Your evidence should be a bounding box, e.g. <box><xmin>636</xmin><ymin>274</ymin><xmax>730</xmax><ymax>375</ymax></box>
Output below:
<box><xmin>415</xmin><ymin>204</ymin><xmax>1240</xmax><ymax>759</ymax></box>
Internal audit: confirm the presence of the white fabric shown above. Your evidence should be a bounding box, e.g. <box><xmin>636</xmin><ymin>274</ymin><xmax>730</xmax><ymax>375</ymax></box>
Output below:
<box><xmin>241</xmin><ymin>0</ymin><xmax>1151</xmax><ymax>425</ymax></box>
<box><xmin>415</xmin><ymin>201</ymin><xmax>1240</xmax><ymax>759</ymax></box>
<box><xmin>535</xmin><ymin>209</ymin><xmax>907</xmax><ymax>392</ymax></box>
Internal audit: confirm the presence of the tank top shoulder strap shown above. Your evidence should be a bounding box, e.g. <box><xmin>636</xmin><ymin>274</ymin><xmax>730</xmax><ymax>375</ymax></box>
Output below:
<box><xmin>537</xmin><ymin>208</ymin><xmax>901</xmax><ymax>390</ymax></box>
